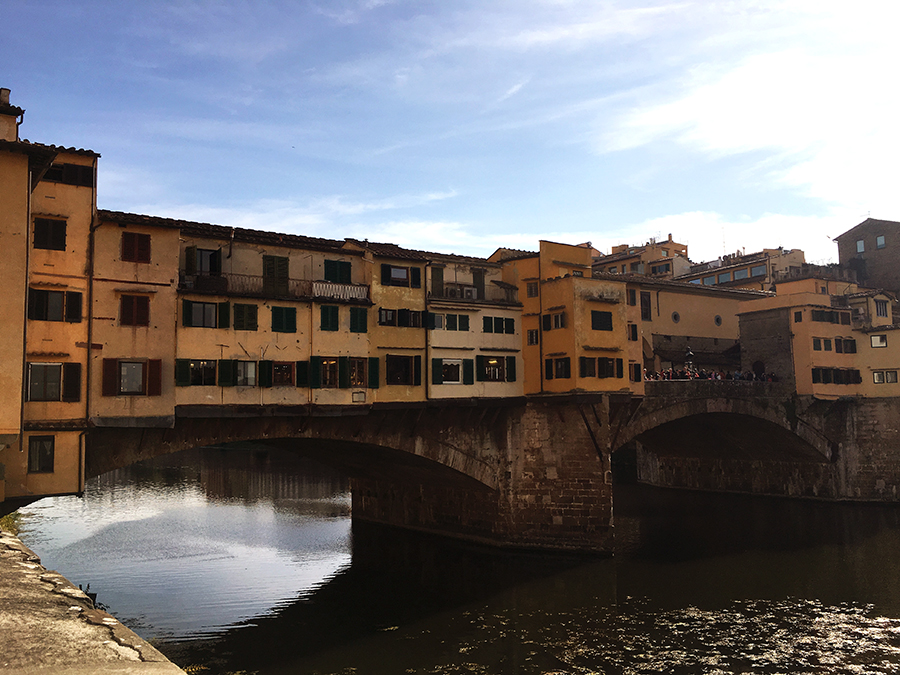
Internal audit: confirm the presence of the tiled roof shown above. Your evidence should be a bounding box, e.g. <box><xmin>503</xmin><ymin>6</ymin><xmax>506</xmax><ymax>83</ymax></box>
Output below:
<box><xmin>99</xmin><ymin>210</ymin><xmax>351</xmax><ymax>253</ymax></box>
<box><xmin>592</xmin><ymin>271</ymin><xmax>771</xmax><ymax>298</ymax></box>
<box><xmin>344</xmin><ymin>239</ymin><xmax>429</xmax><ymax>261</ymax></box>
<box><xmin>14</xmin><ymin>138</ymin><xmax>99</xmax><ymax>158</ymax></box>
<box><xmin>489</xmin><ymin>247</ymin><xmax>537</xmax><ymax>262</ymax></box>
<box><xmin>834</xmin><ymin>218</ymin><xmax>900</xmax><ymax>241</ymax></box>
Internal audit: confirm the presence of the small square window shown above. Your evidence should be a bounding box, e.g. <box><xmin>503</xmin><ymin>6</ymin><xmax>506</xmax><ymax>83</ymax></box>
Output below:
<box><xmin>527</xmin><ymin>328</ymin><xmax>539</xmax><ymax>345</ymax></box>
<box><xmin>273</xmin><ymin>362</ymin><xmax>294</xmax><ymax>386</ymax></box>
<box><xmin>34</xmin><ymin>218</ymin><xmax>66</xmax><ymax>251</ymax></box>
<box><xmin>236</xmin><ymin>361</ymin><xmax>257</xmax><ymax>386</ymax></box>
<box><xmin>119</xmin><ymin>362</ymin><xmax>146</xmax><ymax>394</ymax></box>
<box><xmin>526</xmin><ymin>282</ymin><xmax>539</xmax><ymax>298</ymax></box>
<box><xmin>877</xmin><ymin>235</ymin><xmax>886</xmax><ymax>249</ymax></box>
<box><xmin>122</xmin><ymin>232</ymin><xmax>151</xmax><ymax>263</ymax></box>
<box><xmin>887</xmin><ymin>371</ymin><xmax>899</xmax><ymax>384</ymax></box>
<box><xmin>857</xmin><ymin>239</ymin><xmax>865</xmax><ymax>253</ymax></box>
<box><xmin>349</xmin><ymin>358</ymin><xmax>368</xmax><ymax>387</ymax></box>
<box><xmin>876</xmin><ymin>300</ymin><xmax>889</xmax><ymax>318</ymax></box>
<box><xmin>28</xmin><ymin>436</ymin><xmax>54</xmax><ymax>473</ymax></box>
<box><xmin>442</xmin><ymin>359</ymin><xmax>462</xmax><ymax>384</ymax></box>
<box><xmin>871</xmin><ymin>334</ymin><xmax>888</xmax><ymax>348</ymax></box>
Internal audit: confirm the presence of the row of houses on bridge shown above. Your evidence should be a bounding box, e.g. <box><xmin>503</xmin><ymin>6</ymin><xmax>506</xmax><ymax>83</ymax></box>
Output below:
<box><xmin>0</xmin><ymin>87</ymin><xmax>898</xmax><ymax>506</ymax></box>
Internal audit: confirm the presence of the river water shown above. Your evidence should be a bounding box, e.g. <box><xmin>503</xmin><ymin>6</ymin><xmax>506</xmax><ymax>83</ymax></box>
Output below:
<box><xmin>17</xmin><ymin>444</ymin><xmax>900</xmax><ymax>674</ymax></box>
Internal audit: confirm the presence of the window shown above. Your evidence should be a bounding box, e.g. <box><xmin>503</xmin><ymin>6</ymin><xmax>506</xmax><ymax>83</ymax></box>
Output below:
<box><xmin>236</xmin><ymin>361</ymin><xmax>257</xmax><ymax>386</ymax></box>
<box><xmin>526</xmin><ymin>282</ymin><xmax>539</xmax><ymax>298</ymax></box>
<box><xmin>380</xmin><ymin>264</ymin><xmax>421</xmax><ymax>288</ymax></box>
<box><xmin>836</xmin><ymin>338</ymin><xmax>857</xmax><ymax>354</ymax></box>
<box><xmin>630</xmin><ymin>363</ymin><xmax>642</xmax><ymax>382</ymax></box>
<box><xmin>813</xmin><ymin>367</ymin><xmax>862</xmax><ymax>385</ymax></box>
<box><xmin>183</xmin><ymin>246</ymin><xmax>221</xmax><ymax>276</ymax></box>
<box><xmin>527</xmin><ymin>329</ymin><xmax>539</xmax><ymax>345</ymax></box>
<box><xmin>718</xmin><ymin>272</ymin><xmax>731</xmax><ymax>283</ymax></box>
<box><xmin>441</xmin><ymin>359</ymin><xmax>462</xmax><ymax>384</ymax></box>
<box><xmin>379</xmin><ymin>308</ymin><xmax>396</xmax><ymax>326</ymax></box>
<box><xmin>349</xmin><ymin>358</ymin><xmax>367</xmax><ymax>387</ymax></box>
<box><xmin>703</xmin><ymin>276</ymin><xmax>715</xmax><ymax>286</ymax></box>
<box><xmin>183</xmin><ymin>300</ymin><xmax>219</xmax><ymax>328</ymax></box>
<box><xmin>555</xmin><ymin>357</ymin><xmax>571</xmax><ymax>379</ymax></box>
<box><xmin>385</xmin><ymin>355</ymin><xmax>421</xmax><ymax>385</ymax></box>
<box><xmin>271</xmin><ymin>306</ymin><xmax>297</xmax><ymax>333</ymax></box>
<box><xmin>431</xmin><ymin>313</ymin><xmax>445</xmax><ymax>330</ymax></box>
<box><xmin>102</xmin><ymin>358</ymin><xmax>162</xmax><ymax>395</ymax></box>
<box><xmin>476</xmin><ymin>355</ymin><xmax>508</xmax><ymax>382</ymax></box>
<box><xmin>872</xmin><ymin>334</ymin><xmax>888</xmax><ymax>348</ymax></box>
<box><xmin>628</xmin><ymin>323</ymin><xmax>638</xmax><ymax>341</ymax></box>
<box><xmin>874</xmin><ymin>371</ymin><xmax>885</xmax><ymax>384</ymax></box>
<box><xmin>122</xmin><ymin>232</ymin><xmax>151</xmax><ymax>263</ymax></box>
<box><xmin>734</xmin><ymin>268</ymin><xmax>749</xmax><ymax>280</ymax></box>
<box><xmin>446</xmin><ymin>314</ymin><xmax>469</xmax><ymax>331</ymax></box>
<box><xmin>751</xmin><ymin>265</ymin><xmax>767</xmax><ymax>277</ymax></box>
<box><xmin>813</xmin><ymin>338</ymin><xmax>822</xmax><ymax>351</ymax></box>
<box><xmin>889</xmin><ymin>371</ymin><xmax>899</xmax><ymax>384</ymax></box>
<box><xmin>263</xmin><ymin>255</ymin><xmax>290</xmax><ymax>296</ymax></box>
<box><xmin>324</xmin><ymin>259</ymin><xmax>352</xmax><ymax>284</ymax></box>
<box><xmin>190</xmin><ymin>360</ymin><xmax>216</xmax><ymax>386</ymax></box>
<box><xmin>812</xmin><ymin>310</ymin><xmax>849</xmax><ymax>324</ymax></box>
<box><xmin>823</xmin><ymin>339</ymin><xmax>832</xmax><ymax>351</ymax></box>
<box><xmin>349</xmin><ymin>307</ymin><xmax>368</xmax><ymax>333</ymax></box>
<box><xmin>28</xmin><ymin>436</ymin><xmax>54</xmax><ymax>473</ymax></box>
<box><xmin>321</xmin><ymin>305</ymin><xmax>339</xmax><ymax>331</ymax></box>
<box><xmin>877</xmin><ymin>235</ymin><xmax>886</xmax><ymax>249</ymax></box>
<box><xmin>553</xmin><ymin>312</ymin><xmax>567</xmax><ymax>329</ymax></box>
<box><xmin>34</xmin><ymin>218</ymin><xmax>66</xmax><ymax>251</ymax></box>
<box><xmin>640</xmin><ymin>292</ymin><xmax>652</xmax><ymax>321</ymax></box>
<box><xmin>272</xmin><ymin>362</ymin><xmax>294</xmax><ymax>386</ymax></box>
<box><xmin>690</xmin><ymin>279</ymin><xmax>702</xmax><ymax>285</ymax></box>
<box><xmin>42</xmin><ymin>162</ymin><xmax>94</xmax><ymax>187</ymax></box>
<box><xmin>28</xmin><ymin>364</ymin><xmax>60</xmax><ymax>401</ymax></box>
<box><xmin>319</xmin><ymin>358</ymin><xmax>339</xmax><ymax>388</ymax></box>
<box><xmin>592</xmin><ymin>311</ymin><xmax>613</xmax><ymax>331</ymax></box>
<box><xmin>651</xmin><ymin>263</ymin><xmax>670</xmax><ymax>275</ymax></box>
<box><xmin>28</xmin><ymin>289</ymin><xmax>81</xmax><ymax>323</ymax></box>
<box><xmin>233</xmin><ymin>304</ymin><xmax>258</xmax><ymax>331</ymax></box>
<box><xmin>857</xmin><ymin>239</ymin><xmax>865</xmax><ymax>253</ymax></box>
<box><xmin>379</xmin><ymin>308</ymin><xmax>422</xmax><ymax>327</ymax></box>
<box><xmin>627</xmin><ymin>289</ymin><xmax>637</xmax><ymax>306</ymax></box>
<box><xmin>579</xmin><ymin>357</ymin><xmax>596</xmax><ymax>377</ymax></box>
<box><xmin>120</xmin><ymin>295</ymin><xmax>150</xmax><ymax>326</ymax></box>
<box><xmin>483</xmin><ymin>316</ymin><xmax>515</xmax><ymax>334</ymax></box>
<box><xmin>794</xmin><ymin>311</ymin><xmax>803</xmax><ymax>323</ymax></box>
<box><xmin>876</xmin><ymin>300</ymin><xmax>889</xmax><ymax>318</ymax></box>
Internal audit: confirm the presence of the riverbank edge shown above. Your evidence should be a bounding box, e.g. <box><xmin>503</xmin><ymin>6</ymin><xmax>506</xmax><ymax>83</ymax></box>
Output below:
<box><xmin>0</xmin><ymin>528</ymin><xmax>185</xmax><ymax>674</ymax></box>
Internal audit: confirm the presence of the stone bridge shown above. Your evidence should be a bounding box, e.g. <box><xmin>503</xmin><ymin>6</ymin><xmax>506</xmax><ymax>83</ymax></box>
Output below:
<box><xmin>84</xmin><ymin>386</ymin><xmax>900</xmax><ymax>553</ymax></box>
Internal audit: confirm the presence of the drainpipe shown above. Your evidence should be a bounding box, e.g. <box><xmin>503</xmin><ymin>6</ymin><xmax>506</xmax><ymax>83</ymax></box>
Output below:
<box><xmin>538</xmin><ymin>254</ymin><xmax>545</xmax><ymax>393</ymax></box>
<box><xmin>19</xmin><ymin>167</ymin><xmax>33</xmax><ymax>467</ymax></box>
<box><xmin>85</xmin><ymin>157</ymin><xmax>98</xmax><ymax>464</ymax></box>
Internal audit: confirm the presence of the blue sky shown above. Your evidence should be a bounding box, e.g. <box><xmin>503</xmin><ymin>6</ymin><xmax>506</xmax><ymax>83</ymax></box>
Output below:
<box><xmin>6</xmin><ymin>1</ymin><xmax>897</xmax><ymax>264</ymax></box>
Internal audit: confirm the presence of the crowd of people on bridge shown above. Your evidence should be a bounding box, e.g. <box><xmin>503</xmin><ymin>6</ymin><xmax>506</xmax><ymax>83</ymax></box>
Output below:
<box><xmin>644</xmin><ymin>367</ymin><xmax>780</xmax><ymax>382</ymax></box>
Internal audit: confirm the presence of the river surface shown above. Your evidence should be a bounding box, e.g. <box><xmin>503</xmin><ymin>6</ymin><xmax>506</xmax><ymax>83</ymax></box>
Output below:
<box><xmin>17</xmin><ymin>444</ymin><xmax>900</xmax><ymax>674</ymax></box>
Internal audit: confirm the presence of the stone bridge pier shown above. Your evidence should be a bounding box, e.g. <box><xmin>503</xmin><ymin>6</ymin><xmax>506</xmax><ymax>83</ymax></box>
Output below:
<box><xmin>86</xmin><ymin>396</ymin><xmax>615</xmax><ymax>553</ymax></box>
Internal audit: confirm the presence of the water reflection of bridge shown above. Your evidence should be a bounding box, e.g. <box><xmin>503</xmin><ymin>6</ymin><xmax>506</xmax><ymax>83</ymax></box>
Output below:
<box><xmin>86</xmin><ymin>386</ymin><xmax>900</xmax><ymax>553</ymax></box>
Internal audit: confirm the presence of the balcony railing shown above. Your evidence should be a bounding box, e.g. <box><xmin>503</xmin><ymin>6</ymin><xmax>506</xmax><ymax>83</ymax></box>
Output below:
<box><xmin>180</xmin><ymin>272</ymin><xmax>369</xmax><ymax>302</ymax></box>
<box><xmin>428</xmin><ymin>283</ymin><xmax>518</xmax><ymax>304</ymax></box>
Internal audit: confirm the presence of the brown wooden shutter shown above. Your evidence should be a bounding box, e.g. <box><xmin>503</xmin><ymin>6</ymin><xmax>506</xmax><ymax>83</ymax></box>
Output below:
<box><xmin>62</xmin><ymin>363</ymin><xmax>82</xmax><ymax>402</ymax></box>
<box><xmin>147</xmin><ymin>360</ymin><xmax>162</xmax><ymax>396</ymax></box>
<box><xmin>102</xmin><ymin>359</ymin><xmax>118</xmax><ymax>396</ymax></box>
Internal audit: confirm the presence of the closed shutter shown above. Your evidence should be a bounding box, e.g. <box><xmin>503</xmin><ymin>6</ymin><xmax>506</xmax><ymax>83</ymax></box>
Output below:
<box><xmin>102</xmin><ymin>359</ymin><xmax>118</xmax><ymax>396</ymax></box>
<box><xmin>458</xmin><ymin>314</ymin><xmax>469</xmax><ymax>331</ymax></box>
<box><xmin>338</xmin><ymin>357</ymin><xmax>350</xmax><ymax>388</ymax></box>
<box><xmin>218</xmin><ymin>302</ymin><xmax>230</xmax><ymax>329</ymax></box>
<box><xmin>368</xmin><ymin>357</ymin><xmax>380</xmax><ymax>389</ymax></box>
<box><xmin>462</xmin><ymin>359</ymin><xmax>474</xmax><ymax>385</ymax></box>
<box><xmin>494</xmin><ymin>317</ymin><xmax>504</xmax><ymax>334</ymax></box>
<box><xmin>381</xmin><ymin>264</ymin><xmax>392</xmax><ymax>285</ymax></box>
<box><xmin>259</xmin><ymin>361</ymin><xmax>274</xmax><ymax>388</ymax></box>
<box><xmin>505</xmin><ymin>318</ymin><xmax>515</xmax><ymax>334</ymax></box>
<box><xmin>339</xmin><ymin>261</ymin><xmax>352</xmax><ymax>284</ymax></box>
<box><xmin>616</xmin><ymin>358</ymin><xmax>624</xmax><ymax>379</ymax></box>
<box><xmin>425</xmin><ymin>312</ymin><xmax>436</xmax><ymax>330</ymax></box>
<box><xmin>472</xmin><ymin>269</ymin><xmax>485</xmax><ymax>299</ymax></box>
<box><xmin>184</xmin><ymin>246</ymin><xmax>197</xmax><ymax>275</ymax></box>
<box><xmin>65</xmin><ymin>291</ymin><xmax>82</xmax><ymax>323</ymax></box>
<box><xmin>175</xmin><ymin>359</ymin><xmax>192</xmax><ymax>386</ymax></box>
<box><xmin>483</xmin><ymin>316</ymin><xmax>493</xmax><ymax>333</ymax></box>
<box><xmin>136</xmin><ymin>296</ymin><xmax>150</xmax><ymax>326</ymax></box>
<box><xmin>475</xmin><ymin>355</ymin><xmax>486</xmax><ymax>382</ymax></box>
<box><xmin>432</xmin><ymin>358</ymin><xmax>443</xmax><ymax>384</ymax></box>
<box><xmin>410</xmin><ymin>267</ymin><xmax>421</xmax><ymax>288</ymax></box>
<box><xmin>218</xmin><ymin>360</ymin><xmax>236</xmax><ymax>386</ymax></box>
<box><xmin>324</xmin><ymin>259</ymin><xmax>338</xmax><ymax>282</ymax></box>
<box><xmin>147</xmin><ymin>360</ymin><xmax>162</xmax><ymax>396</ymax></box>
<box><xmin>542</xmin><ymin>314</ymin><xmax>551</xmax><ymax>331</ymax></box>
<box><xmin>506</xmin><ymin>356</ymin><xmax>516</xmax><ymax>383</ymax></box>
<box><xmin>545</xmin><ymin>359</ymin><xmax>554</xmax><ymax>380</ymax></box>
<box><xmin>309</xmin><ymin>356</ymin><xmax>321</xmax><ymax>389</ymax></box>
<box><xmin>285</xmin><ymin>307</ymin><xmax>297</xmax><ymax>333</ymax></box>
<box><xmin>183</xmin><ymin>300</ymin><xmax>194</xmax><ymax>327</ymax></box>
<box><xmin>120</xmin><ymin>296</ymin><xmax>135</xmax><ymax>325</ymax></box>
<box><xmin>413</xmin><ymin>355</ymin><xmax>422</xmax><ymax>386</ymax></box>
<box><xmin>431</xmin><ymin>266</ymin><xmax>443</xmax><ymax>296</ymax></box>
<box><xmin>210</xmin><ymin>249</ymin><xmax>222</xmax><ymax>275</ymax></box>
<box><xmin>62</xmin><ymin>363</ymin><xmax>81</xmax><ymax>402</ymax></box>
<box><xmin>137</xmin><ymin>234</ymin><xmax>151</xmax><ymax>263</ymax></box>
<box><xmin>398</xmin><ymin>309</ymin><xmax>410</xmax><ymax>327</ymax></box>
<box><xmin>296</xmin><ymin>361</ymin><xmax>309</xmax><ymax>387</ymax></box>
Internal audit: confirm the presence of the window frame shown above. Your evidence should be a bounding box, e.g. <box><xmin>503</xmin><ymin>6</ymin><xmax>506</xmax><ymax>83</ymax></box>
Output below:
<box><xmin>34</xmin><ymin>218</ymin><xmax>67</xmax><ymax>251</ymax></box>
<box><xmin>871</xmin><ymin>334</ymin><xmax>888</xmax><ymax>348</ymax></box>
<box><xmin>28</xmin><ymin>436</ymin><xmax>54</xmax><ymax>474</ymax></box>
<box><xmin>120</xmin><ymin>294</ymin><xmax>150</xmax><ymax>327</ymax></box>
<box><xmin>121</xmin><ymin>232</ymin><xmax>151</xmax><ymax>263</ymax></box>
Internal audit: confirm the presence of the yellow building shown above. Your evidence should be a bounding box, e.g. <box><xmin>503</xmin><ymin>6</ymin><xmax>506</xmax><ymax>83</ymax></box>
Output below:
<box><xmin>593</xmin><ymin>234</ymin><xmax>690</xmax><ymax>278</ymax></box>
<box><xmin>739</xmin><ymin>276</ymin><xmax>898</xmax><ymax>397</ymax></box>
<box><xmin>676</xmin><ymin>247</ymin><xmax>806</xmax><ymax>291</ymax></box>
<box><xmin>0</xmin><ymin>88</ymin><xmax>97</xmax><ymax>504</ymax></box>
<box><xmin>424</xmin><ymin>252</ymin><xmax>523</xmax><ymax>399</ymax></box>
<box><xmin>344</xmin><ymin>240</ymin><xmax>427</xmax><ymax>402</ymax></box>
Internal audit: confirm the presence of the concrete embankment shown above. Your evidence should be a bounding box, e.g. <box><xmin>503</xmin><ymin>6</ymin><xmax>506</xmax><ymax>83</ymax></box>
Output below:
<box><xmin>0</xmin><ymin>529</ymin><xmax>185</xmax><ymax>674</ymax></box>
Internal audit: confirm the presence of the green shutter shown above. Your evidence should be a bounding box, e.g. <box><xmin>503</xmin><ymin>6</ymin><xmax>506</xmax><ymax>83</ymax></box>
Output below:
<box><xmin>175</xmin><ymin>359</ymin><xmax>191</xmax><ymax>386</ymax></box>
<box><xmin>286</xmin><ymin>307</ymin><xmax>297</xmax><ymax>333</ymax></box>
<box><xmin>218</xmin><ymin>301</ymin><xmax>230</xmax><ymax>329</ymax></box>
<box><xmin>426</xmin><ymin>312</ymin><xmax>436</xmax><ymax>330</ymax></box>
<box><xmin>368</xmin><ymin>357</ymin><xmax>380</xmax><ymax>388</ymax></box>
<box><xmin>218</xmin><ymin>360</ymin><xmax>236</xmax><ymax>386</ymax></box>
<box><xmin>340</xmin><ymin>261</ymin><xmax>352</xmax><ymax>284</ymax></box>
<box><xmin>413</xmin><ymin>355</ymin><xmax>422</xmax><ymax>386</ymax></box>
<box><xmin>272</xmin><ymin>307</ymin><xmax>283</xmax><ymax>332</ymax></box>
<box><xmin>296</xmin><ymin>361</ymin><xmax>309</xmax><ymax>387</ymax></box>
<box><xmin>505</xmin><ymin>318</ymin><xmax>515</xmax><ymax>334</ymax></box>
<box><xmin>483</xmin><ymin>316</ymin><xmax>493</xmax><ymax>333</ymax></box>
<box><xmin>184</xmin><ymin>246</ymin><xmax>197</xmax><ymax>275</ymax></box>
<box><xmin>338</xmin><ymin>356</ymin><xmax>350</xmax><ymax>388</ymax></box>
<box><xmin>446</xmin><ymin>314</ymin><xmax>458</xmax><ymax>331</ymax></box>
<box><xmin>459</xmin><ymin>314</ymin><xmax>469</xmax><ymax>331</ymax></box>
<box><xmin>616</xmin><ymin>358</ymin><xmax>624</xmax><ymax>379</ymax></box>
<box><xmin>475</xmin><ymin>355</ymin><xmax>486</xmax><ymax>382</ymax></box>
<box><xmin>182</xmin><ymin>300</ymin><xmax>193</xmax><ymax>327</ymax></box>
<box><xmin>545</xmin><ymin>359</ymin><xmax>554</xmax><ymax>380</ymax></box>
<box><xmin>211</xmin><ymin>249</ymin><xmax>222</xmax><ymax>276</ymax></box>
<box><xmin>494</xmin><ymin>317</ymin><xmax>504</xmax><ymax>334</ymax></box>
<box><xmin>309</xmin><ymin>356</ymin><xmax>321</xmax><ymax>389</ymax></box>
<box><xmin>432</xmin><ymin>358</ymin><xmax>443</xmax><ymax>384</ymax></box>
<box><xmin>506</xmin><ymin>356</ymin><xmax>516</xmax><ymax>382</ymax></box>
<box><xmin>463</xmin><ymin>359</ymin><xmax>474</xmax><ymax>385</ymax></box>
<box><xmin>259</xmin><ymin>360</ymin><xmax>273</xmax><ymax>387</ymax></box>
<box><xmin>324</xmin><ymin>259</ymin><xmax>338</xmax><ymax>282</ymax></box>
<box><xmin>410</xmin><ymin>267</ymin><xmax>421</xmax><ymax>288</ymax></box>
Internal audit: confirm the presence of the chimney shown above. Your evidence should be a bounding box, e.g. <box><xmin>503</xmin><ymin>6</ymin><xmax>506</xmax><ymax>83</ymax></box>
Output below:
<box><xmin>0</xmin><ymin>88</ymin><xmax>9</xmax><ymax>106</ymax></box>
<box><xmin>0</xmin><ymin>87</ymin><xmax>23</xmax><ymax>142</ymax></box>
